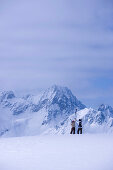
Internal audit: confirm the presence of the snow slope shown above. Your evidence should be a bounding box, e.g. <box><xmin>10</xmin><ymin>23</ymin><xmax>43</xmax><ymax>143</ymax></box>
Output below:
<box><xmin>57</xmin><ymin>107</ymin><xmax>113</xmax><ymax>134</ymax></box>
<box><xmin>0</xmin><ymin>135</ymin><xmax>113</xmax><ymax>170</ymax></box>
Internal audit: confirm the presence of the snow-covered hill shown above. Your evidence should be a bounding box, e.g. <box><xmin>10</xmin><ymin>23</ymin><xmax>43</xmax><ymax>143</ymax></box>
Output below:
<box><xmin>0</xmin><ymin>85</ymin><xmax>113</xmax><ymax>136</ymax></box>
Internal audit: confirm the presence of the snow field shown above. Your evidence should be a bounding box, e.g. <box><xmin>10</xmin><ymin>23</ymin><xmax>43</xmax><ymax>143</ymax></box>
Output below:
<box><xmin>0</xmin><ymin>134</ymin><xmax>113</xmax><ymax>170</ymax></box>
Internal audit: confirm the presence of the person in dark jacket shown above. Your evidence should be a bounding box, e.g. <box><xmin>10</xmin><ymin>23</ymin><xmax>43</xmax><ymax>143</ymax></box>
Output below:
<box><xmin>77</xmin><ymin>119</ymin><xmax>82</xmax><ymax>134</ymax></box>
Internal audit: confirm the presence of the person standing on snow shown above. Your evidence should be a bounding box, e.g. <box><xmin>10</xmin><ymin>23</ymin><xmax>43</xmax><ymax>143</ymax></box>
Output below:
<box><xmin>77</xmin><ymin>119</ymin><xmax>82</xmax><ymax>134</ymax></box>
<box><xmin>70</xmin><ymin>109</ymin><xmax>77</xmax><ymax>134</ymax></box>
<box><xmin>70</xmin><ymin>119</ymin><xmax>76</xmax><ymax>134</ymax></box>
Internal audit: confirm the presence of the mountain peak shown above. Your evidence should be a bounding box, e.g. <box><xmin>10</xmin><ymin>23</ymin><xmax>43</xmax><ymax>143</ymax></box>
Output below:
<box><xmin>50</xmin><ymin>84</ymin><xmax>69</xmax><ymax>91</ymax></box>
<box><xmin>0</xmin><ymin>91</ymin><xmax>15</xmax><ymax>102</ymax></box>
<box><xmin>45</xmin><ymin>85</ymin><xmax>76</xmax><ymax>96</ymax></box>
<box><xmin>98</xmin><ymin>104</ymin><xmax>113</xmax><ymax>112</ymax></box>
<box><xmin>44</xmin><ymin>85</ymin><xmax>70</xmax><ymax>96</ymax></box>
<box><xmin>98</xmin><ymin>104</ymin><xmax>113</xmax><ymax>118</ymax></box>
<box><xmin>40</xmin><ymin>85</ymin><xmax>86</xmax><ymax>112</ymax></box>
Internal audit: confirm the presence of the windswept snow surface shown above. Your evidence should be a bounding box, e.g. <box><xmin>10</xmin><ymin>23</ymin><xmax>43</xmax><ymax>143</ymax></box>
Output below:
<box><xmin>0</xmin><ymin>135</ymin><xmax>113</xmax><ymax>170</ymax></box>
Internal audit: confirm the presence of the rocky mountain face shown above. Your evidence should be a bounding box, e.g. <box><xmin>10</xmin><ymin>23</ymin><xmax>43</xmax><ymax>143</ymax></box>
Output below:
<box><xmin>0</xmin><ymin>85</ymin><xmax>112</xmax><ymax>136</ymax></box>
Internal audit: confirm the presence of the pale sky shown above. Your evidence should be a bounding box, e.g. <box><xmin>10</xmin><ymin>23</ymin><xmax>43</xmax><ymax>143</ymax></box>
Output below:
<box><xmin>0</xmin><ymin>0</ymin><xmax>113</xmax><ymax>108</ymax></box>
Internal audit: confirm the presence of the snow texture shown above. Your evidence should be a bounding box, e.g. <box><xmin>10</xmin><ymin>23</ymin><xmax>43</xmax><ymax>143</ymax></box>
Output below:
<box><xmin>0</xmin><ymin>135</ymin><xmax>113</xmax><ymax>170</ymax></box>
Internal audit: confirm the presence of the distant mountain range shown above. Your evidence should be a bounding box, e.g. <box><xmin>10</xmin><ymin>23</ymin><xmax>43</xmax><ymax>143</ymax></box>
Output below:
<box><xmin>0</xmin><ymin>85</ymin><xmax>113</xmax><ymax>136</ymax></box>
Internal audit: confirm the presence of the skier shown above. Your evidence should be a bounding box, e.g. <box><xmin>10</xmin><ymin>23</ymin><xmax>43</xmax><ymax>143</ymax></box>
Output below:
<box><xmin>70</xmin><ymin>119</ymin><xmax>76</xmax><ymax>134</ymax></box>
<box><xmin>70</xmin><ymin>109</ymin><xmax>77</xmax><ymax>134</ymax></box>
<box><xmin>77</xmin><ymin>119</ymin><xmax>82</xmax><ymax>134</ymax></box>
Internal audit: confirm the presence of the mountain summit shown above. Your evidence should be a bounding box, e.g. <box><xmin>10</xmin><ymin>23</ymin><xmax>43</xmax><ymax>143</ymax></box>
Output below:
<box><xmin>40</xmin><ymin>85</ymin><xmax>86</xmax><ymax>111</ymax></box>
<box><xmin>0</xmin><ymin>91</ymin><xmax>15</xmax><ymax>102</ymax></box>
<box><xmin>98</xmin><ymin>104</ymin><xmax>113</xmax><ymax>117</ymax></box>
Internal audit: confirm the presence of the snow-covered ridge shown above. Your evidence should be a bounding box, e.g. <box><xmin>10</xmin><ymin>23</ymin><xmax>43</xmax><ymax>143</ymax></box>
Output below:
<box><xmin>0</xmin><ymin>85</ymin><xmax>113</xmax><ymax>136</ymax></box>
